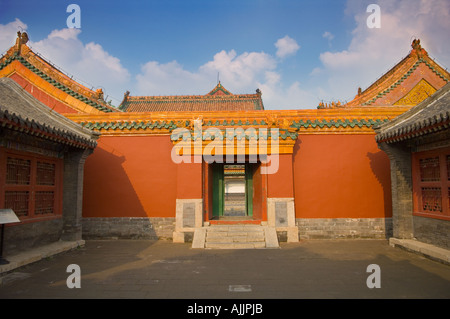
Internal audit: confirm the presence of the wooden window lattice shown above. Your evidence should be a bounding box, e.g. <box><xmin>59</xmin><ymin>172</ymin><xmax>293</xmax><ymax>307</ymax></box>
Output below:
<box><xmin>421</xmin><ymin>187</ymin><xmax>442</xmax><ymax>212</ymax></box>
<box><xmin>419</xmin><ymin>157</ymin><xmax>440</xmax><ymax>182</ymax></box>
<box><xmin>6</xmin><ymin>157</ymin><xmax>31</xmax><ymax>185</ymax></box>
<box><xmin>35</xmin><ymin>191</ymin><xmax>55</xmax><ymax>214</ymax></box>
<box><xmin>447</xmin><ymin>156</ymin><xmax>450</xmax><ymax>181</ymax></box>
<box><xmin>2</xmin><ymin>154</ymin><xmax>60</xmax><ymax>219</ymax></box>
<box><xmin>36</xmin><ymin>162</ymin><xmax>55</xmax><ymax>186</ymax></box>
<box><xmin>4</xmin><ymin>191</ymin><xmax>29</xmax><ymax>217</ymax></box>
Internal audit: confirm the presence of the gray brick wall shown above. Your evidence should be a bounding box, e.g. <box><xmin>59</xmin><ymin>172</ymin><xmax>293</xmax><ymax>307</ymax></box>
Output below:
<box><xmin>296</xmin><ymin>218</ymin><xmax>392</xmax><ymax>239</ymax></box>
<box><xmin>3</xmin><ymin>218</ymin><xmax>63</xmax><ymax>256</ymax></box>
<box><xmin>82</xmin><ymin>217</ymin><xmax>175</xmax><ymax>240</ymax></box>
<box><xmin>413</xmin><ymin>216</ymin><xmax>450</xmax><ymax>250</ymax></box>
<box><xmin>378</xmin><ymin>142</ymin><xmax>414</xmax><ymax>239</ymax></box>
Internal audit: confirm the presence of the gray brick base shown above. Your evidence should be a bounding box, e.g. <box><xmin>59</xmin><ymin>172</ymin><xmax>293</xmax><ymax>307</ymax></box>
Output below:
<box><xmin>296</xmin><ymin>218</ymin><xmax>392</xmax><ymax>239</ymax></box>
<box><xmin>413</xmin><ymin>216</ymin><xmax>450</xmax><ymax>250</ymax></box>
<box><xmin>2</xmin><ymin>218</ymin><xmax>63</xmax><ymax>256</ymax></box>
<box><xmin>82</xmin><ymin>217</ymin><xmax>175</xmax><ymax>240</ymax></box>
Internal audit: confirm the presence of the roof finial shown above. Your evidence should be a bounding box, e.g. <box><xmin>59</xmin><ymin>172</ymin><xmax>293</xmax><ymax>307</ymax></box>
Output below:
<box><xmin>411</xmin><ymin>38</ymin><xmax>427</xmax><ymax>57</ymax></box>
<box><xmin>411</xmin><ymin>38</ymin><xmax>421</xmax><ymax>51</ymax></box>
<box><xmin>15</xmin><ymin>31</ymin><xmax>29</xmax><ymax>55</ymax></box>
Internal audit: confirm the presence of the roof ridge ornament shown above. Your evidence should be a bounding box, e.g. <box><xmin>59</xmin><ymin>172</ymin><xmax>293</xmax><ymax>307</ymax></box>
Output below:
<box><xmin>411</xmin><ymin>38</ymin><xmax>427</xmax><ymax>57</ymax></box>
<box><xmin>411</xmin><ymin>39</ymin><xmax>421</xmax><ymax>50</ymax></box>
<box><xmin>15</xmin><ymin>31</ymin><xmax>29</xmax><ymax>55</ymax></box>
<box><xmin>207</xmin><ymin>82</ymin><xmax>233</xmax><ymax>96</ymax></box>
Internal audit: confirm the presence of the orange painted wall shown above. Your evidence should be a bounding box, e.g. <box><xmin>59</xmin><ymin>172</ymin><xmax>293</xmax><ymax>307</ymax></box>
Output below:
<box><xmin>83</xmin><ymin>135</ymin><xmax>178</xmax><ymax>218</ymax></box>
<box><xmin>176</xmin><ymin>159</ymin><xmax>202</xmax><ymax>199</ymax></box>
<box><xmin>267</xmin><ymin>154</ymin><xmax>294</xmax><ymax>198</ymax></box>
<box><xmin>292</xmin><ymin>134</ymin><xmax>392</xmax><ymax>218</ymax></box>
<box><xmin>83</xmin><ymin>133</ymin><xmax>392</xmax><ymax>220</ymax></box>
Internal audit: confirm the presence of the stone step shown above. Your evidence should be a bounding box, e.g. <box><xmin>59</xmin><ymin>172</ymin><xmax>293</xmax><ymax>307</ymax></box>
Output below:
<box><xmin>205</xmin><ymin>242</ymin><xmax>266</xmax><ymax>249</ymax></box>
<box><xmin>206</xmin><ymin>233</ymin><xmax>265</xmax><ymax>242</ymax></box>
<box><xmin>198</xmin><ymin>224</ymin><xmax>278</xmax><ymax>249</ymax></box>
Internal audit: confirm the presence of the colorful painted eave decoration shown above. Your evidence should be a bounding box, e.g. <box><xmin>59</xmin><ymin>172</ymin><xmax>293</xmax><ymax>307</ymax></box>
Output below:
<box><xmin>360</xmin><ymin>58</ymin><xmax>449</xmax><ymax>106</ymax></box>
<box><xmin>68</xmin><ymin>107</ymin><xmax>410</xmax><ymax>138</ymax></box>
<box><xmin>338</xmin><ymin>41</ymin><xmax>450</xmax><ymax>109</ymax></box>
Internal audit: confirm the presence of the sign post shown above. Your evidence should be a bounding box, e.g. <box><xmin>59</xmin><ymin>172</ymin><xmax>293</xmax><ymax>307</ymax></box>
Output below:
<box><xmin>0</xmin><ymin>209</ymin><xmax>20</xmax><ymax>265</ymax></box>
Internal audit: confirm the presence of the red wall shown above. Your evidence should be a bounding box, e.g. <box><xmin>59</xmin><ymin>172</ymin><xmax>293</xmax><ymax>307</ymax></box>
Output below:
<box><xmin>267</xmin><ymin>154</ymin><xmax>294</xmax><ymax>198</ymax></box>
<box><xmin>83</xmin><ymin>135</ymin><xmax>179</xmax><ymax>218</ymax></box>
<box><xmin>176</xmin><ymin>159</ymin><xmax>202</xmax><ymax>199</ymax></box>
<box><xmin>83</xmin><ymin>133</ymin><xmax>392</xmax><ymax>220</ymax></box>
<box><xmin>292</xmin><ymin>134</ymin><xmax>392</xmax><ymax>219</ymax></box>
<box><xmin>9</xmin><ymin>73</ymin><xmax>78</xmax><ymax>114</ymax></box>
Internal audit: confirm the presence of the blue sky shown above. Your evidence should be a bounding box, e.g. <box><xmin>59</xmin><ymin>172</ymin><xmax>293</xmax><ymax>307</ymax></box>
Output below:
<box><xmin>1</xmin><ymin>0</ymin><xmax>449</xmax><ymax>109</ymax></box>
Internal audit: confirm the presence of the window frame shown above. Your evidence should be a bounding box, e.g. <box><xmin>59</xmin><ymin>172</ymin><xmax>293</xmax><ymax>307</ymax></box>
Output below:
<box><xmin>412</xmin><ymin>146</ymin><xmax>450</xmax><ymax>221</ymax></box>
<box><xmin>0</xmin><ymin>147</ymin><xmax>63</xmax><ymax>223</ymax></box>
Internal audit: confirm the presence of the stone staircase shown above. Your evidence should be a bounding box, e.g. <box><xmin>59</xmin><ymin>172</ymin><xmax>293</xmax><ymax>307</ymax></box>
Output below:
<box><xmin>192</xmin><ymin>224</ymin><xmax>279</xmax><ymax>249</ymax></box>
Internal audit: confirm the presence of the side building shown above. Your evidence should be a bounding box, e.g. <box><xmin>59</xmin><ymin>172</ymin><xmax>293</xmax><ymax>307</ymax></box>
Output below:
<box><xmin>0</xmin><ymin>77</ymin><xmax>98</xmax><ymax>256</ymax></box>
<box><xmin>376</xmin><ymin>82</ymin><xmax>450</xmax><ymax>251</ymax></box>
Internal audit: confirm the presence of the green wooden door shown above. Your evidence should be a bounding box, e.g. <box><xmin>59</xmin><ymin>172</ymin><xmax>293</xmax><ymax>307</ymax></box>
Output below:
<box><xmin>212</xmin><ymin>164</ymin><xmax>224</xmax><ymax>217</ymax></box>
<box><xmin>213</xmin><ymin>163</ymin><xmax>253</xmax><ymax>218</ymax></box>
<box><xmin>245</xmin><ymin>165</ymin><xmax>253</xmax><ymax>217</ymax></box>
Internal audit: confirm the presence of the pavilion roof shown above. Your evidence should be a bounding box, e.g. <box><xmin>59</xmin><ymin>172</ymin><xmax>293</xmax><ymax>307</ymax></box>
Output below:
<box><xmin>118</xmin><ymin>82</ymin><xmax>264</xmax><ymax>112</ymax></box>
<box><xmin>0</xmin><ymin>77</ymin><xmax>99</xmax><ymax>149</ymax></box>
<box><xmin>375</xmin><ymin>82</ymin><xmax>450</xmax><ymax>144</ymax></box>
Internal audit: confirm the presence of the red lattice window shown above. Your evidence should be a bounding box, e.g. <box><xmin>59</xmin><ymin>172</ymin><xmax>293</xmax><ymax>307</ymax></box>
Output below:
<box><xmin>419</xmin><ymin>157</ymin><xmax>440</xmax><ymax>182</ymax></box>
<box><xmin>6</xmin><ymin>157</ymin><xmax>31</xmax><ymax>185</ymax></box>
<box><xmin>4</xmin><ymin>191</ymin><xmax>29</xmax><ymax>217</ymax></box>
<box><xmin>421</xmin><ymin>187</ymin><xmax>442</xmax><ymax>212</ymax></box>
<box><xmin>36</xmin><ymin>162</ymin><xmax>56</xmax><ymax>186</ymax></box>
<box><xmin>0</xmin><ymin>149</ymin><xmax>62</xmax><ymax>221</ymax></box>
<box><xmin>35</xmin><ymin>191</ymin><xmax>55</xmax><ymax>215</ymax></box>
<box><xmin>447</xmin><ymin>156</ymin><xmax>450</xmax><ymax>181</ymax></box>
<box><xmin>413</xmin><ymin>148</ymin><xmax>450</xmax><ymax>220</ymax></box>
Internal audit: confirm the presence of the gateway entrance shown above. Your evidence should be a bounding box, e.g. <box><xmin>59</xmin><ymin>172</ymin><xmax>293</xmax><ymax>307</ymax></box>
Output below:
<box><xmin>211</xmin><ymin>163</ymin><xmax>255</xmax><ymax>219</ymax></box>
<box><xmin>224</xmin><ymin>165</ymin><xmax>249</xmax><ymax>217</ymax></box>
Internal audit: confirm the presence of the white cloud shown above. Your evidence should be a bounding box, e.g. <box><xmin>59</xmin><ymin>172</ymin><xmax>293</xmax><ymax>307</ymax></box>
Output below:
<box><xmin>201</xmin><ymin>50</ymin><xmax>277</xmax><ymax>90</ymax></box>
<box><xmin>317</xmin><ymin>0</ymin><xmax>450</xmax><ymax>103</ymax></box>
<box><xmin>0</xmin><ymin>19</ymin><xmax>27</xmax><ymax>55</ymax></box>
<box><xmin>135</xmin><ymin>49</ymin><xmax>277</xmax><ymax>96</ymax></box>
<box><xmin>274</xmin><ymin>35</ymin><xmax>300</xmax><ymax>59</ymax></box>
<box><xmin>2</xmin><ymin>27</ymin><xmax>131</xmax><ymax>105</ymax></box>
<box><xmin>136</xmin><ymin>60</ymin><xmax>206</xmax><ymax>95</ymax></box>
<box><xmin>29</xmin><ymin>28</ymin><xmax>130</xmax><ymax>104</ymax></box>
<box><xmin>47</xmin><ymin>28</ymin><xmax>80</xmax><ymax>41</ymax></box>
<box><xmin>134</xmin><ymin>48</ymin><xmax>317</xmax><ymax>109</ymax></box>
<box><xmin>258</xmin><ymin>80</ymin><xmax>318</xmax><ymax>109</ymax></box>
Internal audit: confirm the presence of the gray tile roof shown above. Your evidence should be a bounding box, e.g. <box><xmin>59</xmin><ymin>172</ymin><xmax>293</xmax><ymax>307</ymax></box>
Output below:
<box><xmin>0</xmin><ymin>78</ymin><xmax>99</xmax><ymax>149</ymax></box>
<box><xmin>375</xmin><ymin>82</ymin><xmax>450</xmax><ymax>143</ymax></box>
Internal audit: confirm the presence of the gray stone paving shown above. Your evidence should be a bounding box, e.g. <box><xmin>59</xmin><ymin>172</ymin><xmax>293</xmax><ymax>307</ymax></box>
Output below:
<box><xmin>0</xmin><ymin>239</ymin><xmax>449</xmax><ymax>299</ymax></box>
